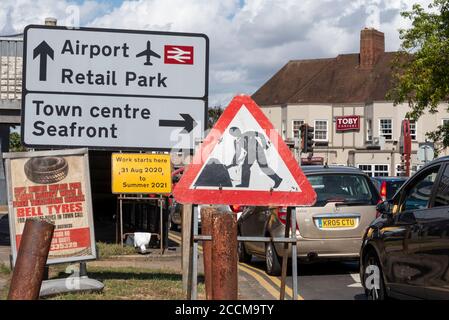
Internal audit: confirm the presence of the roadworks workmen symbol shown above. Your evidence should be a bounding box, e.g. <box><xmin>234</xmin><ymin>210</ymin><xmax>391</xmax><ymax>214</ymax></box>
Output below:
<box><xmin>173</xmin><ymin>95</ymin><xmax>317</xmax><ymax>206</ymax></box>
<box><xmin>226</xmin><ymin>127</ymin><xmax>282</xmax><ymax>188</ymax></box>
<box><xmin>194</xmin><ymin>127</ymin><xmax>282</xmax><ymax>189</ymax></box>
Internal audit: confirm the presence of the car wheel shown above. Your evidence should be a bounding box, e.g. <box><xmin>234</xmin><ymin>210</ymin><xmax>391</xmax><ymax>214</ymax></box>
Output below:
<box><xmin>265</xmin><ymin>242</ymin><xmax>281</xmax><ymax>276</ymax></box>
<box><xmin>238</xmin><ymin>238</ymin><xmax>252</xmax><ymax>263</ymax></box>
<box><xmin>363</xmin><ymin>250</ymin><xmax>387</xmax><ymax>300</ymax></box>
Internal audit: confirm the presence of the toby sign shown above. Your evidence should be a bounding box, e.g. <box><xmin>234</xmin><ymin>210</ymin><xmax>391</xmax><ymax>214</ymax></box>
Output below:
<box><xmin>174</xmin><ymin>95</ymin><xmax>317</xmax><ymax>206</ymax></box>
<box><xmin>22</xmin><ymin>25</ymin><xmax>208</xmax><ymax>150</ymax></box>
<box><xmin>335</xmin><ymin>115</ymin><xmax>360</xmax><ymax>131</ymax></box>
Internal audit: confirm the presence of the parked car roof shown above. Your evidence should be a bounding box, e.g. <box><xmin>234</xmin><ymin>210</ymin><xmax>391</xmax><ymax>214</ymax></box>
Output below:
<box><xmin>422</xmin><ymin>156</ymin><xmax>449</xmax><ymax>166</ymax></box>
<box><xmin>371</xmin><ymin>176</ymin><xmax>407</xmax><ymax>181</ymax></box>
<box><xmin>301</xmin><ymin>165</ymin><xmax>366</xmax><ymax>175</ymax></box>
<box><xmin>410</xmin><ymin>156</ymin><xmax>449</xmax><ymax>176</ymax></box>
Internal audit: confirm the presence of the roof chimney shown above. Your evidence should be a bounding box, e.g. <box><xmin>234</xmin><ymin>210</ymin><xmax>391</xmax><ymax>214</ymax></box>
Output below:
<box><xmin>360</xmin><ymin>28</ymin><xmax>385</xmax><ymax>69</ymax></box>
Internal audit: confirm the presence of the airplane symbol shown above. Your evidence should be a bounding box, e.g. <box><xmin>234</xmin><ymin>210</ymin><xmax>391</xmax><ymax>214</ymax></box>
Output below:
<box><xmin>136</xmin><ymin>41</ymin><xmax>161</xmax><ymax>66</ymax></box>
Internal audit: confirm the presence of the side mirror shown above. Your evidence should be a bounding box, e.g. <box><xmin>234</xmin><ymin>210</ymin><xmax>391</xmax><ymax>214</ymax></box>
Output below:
<box><xmin>376</xmin><ymin>200</ymin><xmax>392</xmax><ymax>217</ymax></box>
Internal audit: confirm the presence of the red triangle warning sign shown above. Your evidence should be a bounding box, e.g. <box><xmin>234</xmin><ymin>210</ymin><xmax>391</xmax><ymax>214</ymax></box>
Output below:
<box><xmin>173</xmin><ymin>95</ymin><xmax>317</xmax><ymax>206</ymax></box>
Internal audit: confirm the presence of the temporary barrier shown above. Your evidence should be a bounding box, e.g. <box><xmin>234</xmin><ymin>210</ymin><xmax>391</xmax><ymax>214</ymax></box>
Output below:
<box><xmin>116</xmin><ymin>195</ymin><xmax>167</xmax><ymax>254</ymax></box>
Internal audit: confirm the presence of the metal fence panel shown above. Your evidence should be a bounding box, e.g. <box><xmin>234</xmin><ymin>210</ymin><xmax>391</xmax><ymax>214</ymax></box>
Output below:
<box><xmin>0</xmin><ymin>38</ymin><xmax>23</xmax><ymax>100</ymax></box>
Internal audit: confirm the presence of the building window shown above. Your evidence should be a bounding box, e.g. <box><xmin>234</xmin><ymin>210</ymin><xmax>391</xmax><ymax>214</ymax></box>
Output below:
<box><xmin>396</xmin><ymin>164</ymin><xmax>424</xmax><ymax>177</ymax></box>
<box><xmin>314</xmin><ymin>120</ymin><xmax>328</xmax><ymax>141</ymax></box>
<box><xmin>396</xmin><ymin>164</ymin><xmax>405</xmax><ymax>177</ymax></box>
<box><xmin>366</xmin><ymin>119</ymin><xmax>373</xmax><ymax>141</ymax></box>
<box><xmin>292</xmin><ymin>120</ymin><xmax>304</xmax><ymax>139</ymax></box>
<box><xmin>410</xmin><ymin>121</ymin><xmax>416</xmax><ymax>141</ymax></box>
<box><xmin>442</xmin><ymin>119</ymin><xmax>449</xmax><ymax>127</ymax></box>
<box><xmin>358</xmin><ymin>164</ymin><xmax>390</xmax><ymax>177</ymax></box>
<box><xmin>379</xmin><ymin>119</ymin><xmax>392</xmax><ymax>140</ymax></box>
<box><xmin>374</xmin><ymin>165</ymin><xmax>389</xmax><ymax>176</ymax></box>
<box><xmin>281</xmin><ymin>120</ymin><xmax>286</xmax><ymax>140</ymax></box>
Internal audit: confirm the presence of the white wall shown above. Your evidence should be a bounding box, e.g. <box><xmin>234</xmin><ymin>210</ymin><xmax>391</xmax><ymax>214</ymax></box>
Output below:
<box><xmin>260</xmin><ymin>101</ymin><xmax>449</xmax><ymax>175</ymax></box>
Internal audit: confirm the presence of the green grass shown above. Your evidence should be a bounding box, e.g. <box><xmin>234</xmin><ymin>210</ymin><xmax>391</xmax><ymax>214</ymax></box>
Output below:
<box><xmin>96</xmin><ymin>242</ymin><xmax>137</xmax><ymax>259</ymax></box>
<box><xmin>0</xmin><ymin>283</ymin><xmax>8</xmax><ymax>300</ymax></box>
<box><xmin>1</xmin><ymin>266</ymin><xmax>204</xmax><ymax>300</ymax></box>
<box><xmin>47</xmin><ymin>266</ymin><xmax>204</xmax><ymax>300</ymax></box>
<box><xmin>0</xmin><ymin>263</ymin><xmax>10</xmax><ymax>299</ymax></box>
<box><xmin>0</xmin><ymin>263</ymin><xmax>11</xmax><ymax>275</ymax></box>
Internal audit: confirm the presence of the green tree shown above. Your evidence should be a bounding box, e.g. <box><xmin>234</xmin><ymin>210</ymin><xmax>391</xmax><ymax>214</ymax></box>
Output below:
<box><xmin>9</xmin><ymin>131</ymin><xmax>26</xmax><ymax>152</ymax></box>
<box><xmin>388</xmin><ymin>0</ymin><xmax>449</xmax><ymax>152</ymax></box>
<box><xmin>208</xmin><ymin>105</ymin><xmax>223</xmax><ymax>129</ymax></box>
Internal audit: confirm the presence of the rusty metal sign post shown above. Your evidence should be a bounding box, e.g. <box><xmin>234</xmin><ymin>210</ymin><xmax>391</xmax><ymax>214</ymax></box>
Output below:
<box><xmin>192</xmin><ymin>206</ymin><xmax>298</xmax><ymax>300</ymax></box>
<box><xmin>200</xmin><ymin>208</ymin><xmax>214</xmax><ymax>299</ymax></box>
<box><xmin>8</xmin><ymin>218</ymin><xmax>55</xmax><ymax>300</ymax></box>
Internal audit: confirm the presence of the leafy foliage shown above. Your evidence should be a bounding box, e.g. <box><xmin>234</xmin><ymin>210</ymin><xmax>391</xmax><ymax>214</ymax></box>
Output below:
<box><xmin>9</xmin><ymin>131</ymin><xmax>26</xmax><ymax>152</ymax></box>
<box><xmin>388</xmin><ymin>0</ymin><xmax>449</xmax><ymax>151</ymax></box>
<box><xmin>208</xmin><ymin>106</ymin><xmax>224</xmax><ymax>129</ymax></box>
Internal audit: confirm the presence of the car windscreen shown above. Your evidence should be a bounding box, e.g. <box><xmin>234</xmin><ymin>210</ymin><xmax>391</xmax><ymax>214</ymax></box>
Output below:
<box><xmin>307</xmin><ymin>174</ymin><xmax>377</xmax><ymax>206</ymax></box>
<box><xmin>386</xmin><ymin>181</ymin><xmax>405</xmax><ymax>199</ymax></box>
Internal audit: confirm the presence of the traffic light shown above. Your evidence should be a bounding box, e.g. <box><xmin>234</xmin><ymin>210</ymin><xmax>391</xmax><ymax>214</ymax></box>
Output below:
<box><xmin>300</xmin><ymin>124</ymin><xmax>314</xmax><ymax>153</ymax></box>
<box><xmin>397</xmin><ymin>164</ymin><xmax>406</xmax><ymax>176</ymax></box>
<box><xmin>306</xmin><ymin>125</ymin><xmax>314</xmax><ymax>153</ymax></box>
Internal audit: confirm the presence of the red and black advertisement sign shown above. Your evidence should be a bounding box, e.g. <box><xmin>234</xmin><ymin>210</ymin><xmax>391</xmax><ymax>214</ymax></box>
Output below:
<box><xmin>335</xmin><ymin>115</ymin><xmax>360</xmax><ymax>131</ymax></box>
<box><xmin>3</xmin><ymin>148</ymin><xmax>96</xmax><ymax>265</ymax></box>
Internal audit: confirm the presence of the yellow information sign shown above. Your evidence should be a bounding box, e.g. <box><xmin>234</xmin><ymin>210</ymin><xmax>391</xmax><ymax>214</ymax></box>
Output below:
<box><xmin>111</xmin><ymin>153</ymin><xmax>172</xmax><ymax>194</ymax></box>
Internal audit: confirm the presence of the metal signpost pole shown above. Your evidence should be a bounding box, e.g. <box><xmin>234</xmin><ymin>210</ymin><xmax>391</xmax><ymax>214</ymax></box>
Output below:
<box><xmin>181</xmin><ymin>204</ymin><xmax>193</xmax><ymax>298</ymax></box>
<box><xmin>8</xmin><ymin>219</ymin><xmax>55</xmax><ymax>300</ymax></box>
<box><xmin>424</xmin><ymin>145</ymin><xmax>429</xmax><ymax>164</ymax></box>
<box><xmin>279</xmin><ymin>208</ymin><xmax>292</xmax><ymax>300</ymax></box>
<box><xmin>159</xmin><ymin>195</ymin><xmax>163</xmax><ymax>255</ymax></box>
<box><xmin>191</xmin><ymin>204</ymin><xmax>199</xmax><ymax>300</ymax></box>
<box><xmin>120</xmin><ymin>195</ymin><xmax>124</xmax><ymax>246</ymax></box>
<box><xmin>290</xmin><ymin>207</ymin><xmax>298</xmax><ymax>300</ymax></box>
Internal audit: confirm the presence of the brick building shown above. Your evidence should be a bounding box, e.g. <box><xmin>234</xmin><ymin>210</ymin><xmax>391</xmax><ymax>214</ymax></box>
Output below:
<box><xmin>252</xmin><ymin>28</ymin><xmax>449</xmax><ymax>177</ymax></box>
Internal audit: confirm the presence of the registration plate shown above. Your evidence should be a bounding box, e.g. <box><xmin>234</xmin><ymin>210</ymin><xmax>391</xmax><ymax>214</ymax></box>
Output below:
<box><xmin>317</xmin><ymin>218</ymin><xmax>356</xmax><ymax>229</ymax></box>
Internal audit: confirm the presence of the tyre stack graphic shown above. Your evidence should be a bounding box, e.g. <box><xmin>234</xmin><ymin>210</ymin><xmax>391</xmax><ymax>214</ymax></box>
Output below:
<box><xmin>24</xmin><ymin>157</ymin><xmax>69</xmax><ymax>184</ymax></box>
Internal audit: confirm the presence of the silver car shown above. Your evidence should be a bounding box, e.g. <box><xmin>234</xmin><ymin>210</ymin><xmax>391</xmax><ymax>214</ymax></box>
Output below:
<box><xmin>237</xmin><ymin>165</ymin><xmax>381</xmax><ymax>275</ymax></box>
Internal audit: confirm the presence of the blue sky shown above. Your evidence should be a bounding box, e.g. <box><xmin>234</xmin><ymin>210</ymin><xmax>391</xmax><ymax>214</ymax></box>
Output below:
<box><xmin>0</xmin><ymin>0</ymin><xmax>433</xmax><ymax>106</ymax></box>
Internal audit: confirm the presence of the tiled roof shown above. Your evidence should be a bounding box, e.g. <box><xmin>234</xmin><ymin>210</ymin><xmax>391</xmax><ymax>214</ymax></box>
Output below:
<box><xmin>252</xmin><ymin>52</ymin><xmax>398</xmax><ymax>105</ymax></box>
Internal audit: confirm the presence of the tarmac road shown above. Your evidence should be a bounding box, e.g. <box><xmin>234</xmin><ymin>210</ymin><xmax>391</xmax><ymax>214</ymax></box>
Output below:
<box><xmin>240</xmin><ymin>258</ymin><xmax>366</xmax><ymax>300</ymax></box>
<box><xmin>0</xmin><ymin>225</ymin><xmax>366</xmax><ymax>300</ymax></box>
<box><xmin>169</xmin><ymin>231</ymin><xmax>366</xmax><ymax>300</ymax></box>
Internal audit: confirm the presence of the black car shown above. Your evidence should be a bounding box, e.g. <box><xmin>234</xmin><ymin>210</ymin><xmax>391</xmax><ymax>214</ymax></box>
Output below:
<box><xmin>371</xmin><ymin>176</ymin><xmax>407</xmax><ymax>201</ymax></box>
<box><xmin>0</xmin><ymin>214</ymin><xmax>9</xmax><ymax>245</ymax></box>
<box><xmin>360</xmin><ymin>157</ymin><xmax>449</xmax><ymax>300</ymax></box>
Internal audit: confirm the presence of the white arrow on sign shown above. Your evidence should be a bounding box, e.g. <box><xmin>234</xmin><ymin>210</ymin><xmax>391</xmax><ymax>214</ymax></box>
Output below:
<box><xmin>22</xmin><ymin>93</ymin><xmax>205</xmax><ymax>150</ymax></box>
